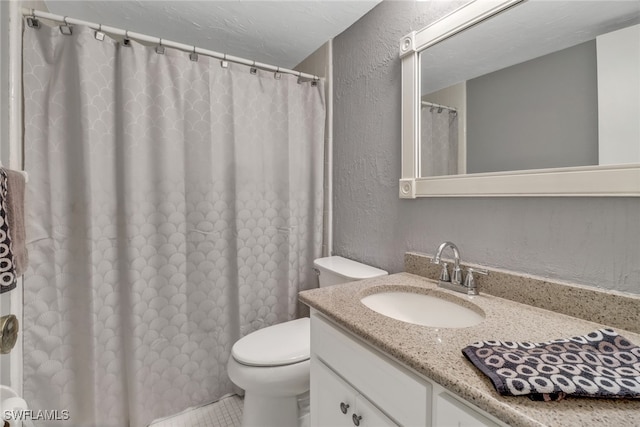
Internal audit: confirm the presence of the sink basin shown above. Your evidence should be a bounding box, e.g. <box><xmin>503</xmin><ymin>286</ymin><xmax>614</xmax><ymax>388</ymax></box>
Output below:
<box><xmin>360</xmin><ymin>291</ymin><xmax>484</xmax><ymax>328</ymax></box>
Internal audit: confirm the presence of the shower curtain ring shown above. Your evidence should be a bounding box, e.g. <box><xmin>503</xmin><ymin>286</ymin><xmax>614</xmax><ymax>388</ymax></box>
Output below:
<box><xmin>94</xmin><ymin>23</ymin><xmax>105</xmax><ymax>41</ymax></box>
<box><xmin>27</xmin><ymin>9</ymin><xmax>41</xmax><ymax>29</ymax></box>
<box><xmin>156</xmin><ymin>38</ymin><xmax>165</xmax><ymax>54</ymax></box>
<box><xmin>250</xmin><ymin>60</ymin><xmax>257</xmax><ymax>75</ymax></box>
<box><xmin>60</xmin><ymin>16</ymin><xmax>72</xmax><ymax>35</ymax></box>
<box><xmin>221</xmin><ymin>53</ymin><xmax>228</xmax><ymax>68</ymax></box>
<box><xmin>296</xmin><ymin>71</ymin><xmax>303</xmax><ymax>84</ymax></box>
<box><xmin>274</xmin><ymin>67</ymin><xmax>281</xmax><ymax>80</ymax></box>
<box><xmin>189</xmin><ymin>45</ymin><xmax>198</xmax><ymax>62</ymax></box>
<box><xmin>122</xmin><ymin>30</ymin><xmax>131</xmax><ymax>46</ymax></box>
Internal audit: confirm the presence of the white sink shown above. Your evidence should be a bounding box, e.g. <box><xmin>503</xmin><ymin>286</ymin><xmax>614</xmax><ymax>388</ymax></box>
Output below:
<box><xmin>360</xmin><ymin>291</ymin><xmax>484</xmax><ymax>328</ymax></box>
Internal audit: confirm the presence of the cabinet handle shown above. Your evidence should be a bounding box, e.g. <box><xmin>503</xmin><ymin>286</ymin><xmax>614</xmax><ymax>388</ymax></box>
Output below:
<box><xmin>352</xmin><ymin>414</ymin><xmax>362</xmax><ymax>426</ymax></box>
<box><xmin>340</xmin><ymin>402</ymin><xmax>350</xmax><ymax>414</ymax></box>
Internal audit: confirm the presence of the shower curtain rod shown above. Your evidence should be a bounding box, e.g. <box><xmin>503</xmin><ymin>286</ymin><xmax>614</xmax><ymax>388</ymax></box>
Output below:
<box><xmin>421</xmin><ymin>100</ymin><xmax>457</xmax><ymax>113</ymax></box>
<box><xmin>22</xmin><ymin>8</ymin><xmax>320</xmax><ymax>81</ymax></box>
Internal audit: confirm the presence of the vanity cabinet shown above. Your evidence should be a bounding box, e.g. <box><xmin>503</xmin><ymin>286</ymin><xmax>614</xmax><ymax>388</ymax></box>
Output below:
<box><xmin>310</xmin><ymin>312</ymin><xmax>506</xmax><ymax>427</ymax></box>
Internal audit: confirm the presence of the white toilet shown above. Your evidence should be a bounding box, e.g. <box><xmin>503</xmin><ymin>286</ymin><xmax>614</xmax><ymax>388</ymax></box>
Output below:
<box><xmin>227</xmin><ymin>256</ymin><xmax>388</xmax><ymax>427</ymax></box>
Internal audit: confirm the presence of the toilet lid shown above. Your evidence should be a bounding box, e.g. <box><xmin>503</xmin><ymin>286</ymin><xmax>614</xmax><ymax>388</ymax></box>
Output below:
<box><xmin>232</xmin><ymin>317</ymin><xmax>310</xmax><ymax>367</ymax></box>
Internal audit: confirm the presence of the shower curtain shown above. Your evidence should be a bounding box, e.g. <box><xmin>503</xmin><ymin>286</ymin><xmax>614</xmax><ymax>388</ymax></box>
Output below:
<box><xmin>22</xmin><ymin>23</ymin><xmax>324</xmax><ymax>427</ymax></box>
<box><xmin>420</xmin><ymin>108</ymin><xmax>459</xmax><ymax>176</ymax></box>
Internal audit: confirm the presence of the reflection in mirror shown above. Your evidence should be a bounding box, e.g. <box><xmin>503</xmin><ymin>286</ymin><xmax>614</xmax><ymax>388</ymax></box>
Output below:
<box><xmin>419</xmin><ymin>1</ymin><xmax>640</xmax><ymax>178</ymax></box>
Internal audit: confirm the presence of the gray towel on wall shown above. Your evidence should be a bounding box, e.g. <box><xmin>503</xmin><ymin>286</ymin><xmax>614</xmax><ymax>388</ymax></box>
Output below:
<box><xmin>462</xmin><ymin>328</ymin><xmax>640</xmax><ymax>401</ymax></box>
<box><xmin>5</xmin><ymin>169</ymin><xmax>28</xmax><ymax>276</ymax></box>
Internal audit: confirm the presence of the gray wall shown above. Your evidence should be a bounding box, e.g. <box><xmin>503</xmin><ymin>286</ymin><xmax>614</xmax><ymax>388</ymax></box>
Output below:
<box><xmin>332</xmin><ymin>1</ymin><xmax>640</xmax><ymax>294</ymax></box>
<box><xmin>467</xmin><ymin>41</ymin><xmax>598</xmax><ymax>173</ymax></box>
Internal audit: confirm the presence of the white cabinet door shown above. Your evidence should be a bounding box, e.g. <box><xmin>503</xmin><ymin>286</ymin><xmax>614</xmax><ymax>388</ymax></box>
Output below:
<box><xmin>354</xmin><ymin>392</ymin><xmax>399</xmax><ymax>427</ymax></box>
<box><xmin>312</xmin><ymin>359</ymin><xmax>355</xmax><ymax>427</ymax></box>
<box><xmin>435</xmin><ymin>393</ymin><xmax>500</xmax><ymax>427</ymax></box>
<box><xmin>311</xmin><ymin>359</ymin><xmax>397</xmax><ymax>427</ymax></box>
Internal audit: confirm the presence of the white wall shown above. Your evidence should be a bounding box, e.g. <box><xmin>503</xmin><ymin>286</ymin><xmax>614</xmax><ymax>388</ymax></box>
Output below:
<box><xmin>597</xmin><ymin>24</ymin><xmax>640</xmax><ymax>165</ymax></box>
<box><xmin>0</xmin><ymin>1</ymin><xmax>11</xmax><ymax>164</ymax></box>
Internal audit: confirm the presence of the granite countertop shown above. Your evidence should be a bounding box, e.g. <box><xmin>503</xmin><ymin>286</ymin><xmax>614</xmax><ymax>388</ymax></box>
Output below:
<box><xmin>299</xmin><ymin>272</ymin><xmax>640</xmax><ymax>427</ymax></box>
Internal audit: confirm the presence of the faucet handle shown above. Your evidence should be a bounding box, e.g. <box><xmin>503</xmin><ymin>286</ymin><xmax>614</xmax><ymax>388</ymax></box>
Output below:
<box><xmin>467</xmin><ymin>267</ymin><xmax>488</xmax><ymax>276</ymax></box>
<box><xmin>464</xmin><ymin>267</ymin><xmax>488</xmax><ymax>295</ymax></box>
<box><xmin>438</xmin><ymin>262</ymin><xmax>450</xmax><ymax>282</ymax></box>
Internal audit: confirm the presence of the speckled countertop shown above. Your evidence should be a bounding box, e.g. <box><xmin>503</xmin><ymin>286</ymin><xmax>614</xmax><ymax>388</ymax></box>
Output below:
<box><xmin>299</xmin><ymin>273</ymin><xmax>640</xmax><ymax>427</ymax></box>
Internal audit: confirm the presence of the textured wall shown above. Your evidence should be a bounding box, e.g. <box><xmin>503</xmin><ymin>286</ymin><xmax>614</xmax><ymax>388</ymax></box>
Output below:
<box><xmin>332</xmin><ymin>1</ymin><xmax>640</xmax><ymax>294</ymax></box>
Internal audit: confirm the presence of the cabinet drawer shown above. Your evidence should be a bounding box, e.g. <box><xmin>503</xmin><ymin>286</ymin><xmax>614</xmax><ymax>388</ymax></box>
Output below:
<box><xmin>311</xmin><ymin>313</ymin><xmax>430</xmax><ymax>426</ymax></box>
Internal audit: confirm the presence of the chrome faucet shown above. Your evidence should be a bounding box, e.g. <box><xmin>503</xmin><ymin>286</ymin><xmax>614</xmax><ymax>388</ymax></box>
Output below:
<box><xmin>431</xmin><ymin>241</ymin><xmax>463</xmax><ymax>285</ymax></box>
<box><xmin>431</xmin><ymin>242</ymin><xmax>488</xmax><ymax>296</ymax></box>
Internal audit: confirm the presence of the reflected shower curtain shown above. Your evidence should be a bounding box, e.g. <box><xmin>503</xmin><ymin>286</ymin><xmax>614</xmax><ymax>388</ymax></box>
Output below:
<box><xmin>22</xmin><ymin>23</ymin><xmax>324</xmax><ymax>427</ymax></box>
<box><xmin>421</xmin><ymin>108</ymin><xmax>459</xmax><ymax>176</ymax></box>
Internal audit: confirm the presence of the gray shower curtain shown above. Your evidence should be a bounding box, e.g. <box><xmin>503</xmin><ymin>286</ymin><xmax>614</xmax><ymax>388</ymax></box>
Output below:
<box><xmin>420</xmin><ymin>108</ymin><xmax>459</xmax><ymax>177</ymax></box>
<box><xmin>22</xmin><ymin>22</ymin><xmax>324</xmax><ymax>427</ymax></box>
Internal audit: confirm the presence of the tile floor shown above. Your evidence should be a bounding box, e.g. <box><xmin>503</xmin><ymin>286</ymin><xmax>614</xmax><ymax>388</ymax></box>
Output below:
<box><xmin>149</xmin><ymin>394</ymin><xmax>243</xmax><ymax>427</ymax></box>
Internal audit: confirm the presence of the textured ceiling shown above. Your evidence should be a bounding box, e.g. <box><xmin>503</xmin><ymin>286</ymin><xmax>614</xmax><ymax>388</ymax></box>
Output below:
<box><xmin>44</xmin><ymin>0</ymin><xmax>381</xmax><ymax>69</ymax></box>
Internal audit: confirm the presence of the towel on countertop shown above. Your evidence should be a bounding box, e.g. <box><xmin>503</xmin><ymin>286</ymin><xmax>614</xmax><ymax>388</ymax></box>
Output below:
<box><xmin>462</xmin><ymin>328</ymin><xmax>640</xmax><ymax>401</ymax></box>
<box><xmin>0</xmin><ymin>168</ymin><xmax>16</xmax><ymax>293</ymax></box>
<box><xmin>4</xmin><ymin>169</ymin><xmax>28</xmax><ymax>276</ymax></box>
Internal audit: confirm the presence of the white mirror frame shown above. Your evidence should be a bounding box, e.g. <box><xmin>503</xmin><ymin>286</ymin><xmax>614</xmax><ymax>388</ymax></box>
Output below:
<box><xmin>399</xmin><ymin>0</ymin><xmax>640</xmax><ymax>198</ymax></box>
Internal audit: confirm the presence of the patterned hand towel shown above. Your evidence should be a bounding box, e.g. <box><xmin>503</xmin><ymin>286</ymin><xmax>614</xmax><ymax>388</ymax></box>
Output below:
<box><xmin>0</xmin><ymin>168</ymin><xmax>16</xmax><ymax>293</ymax></box>
<box><xmin>4</xmin><ymin>169</ymin><xmax>28</xmax><ymax>276</ymax></box>
<box><xmin>462</xmin><ymin>328</ymin><xmax>640</xmax><ymax>401</ymax></box>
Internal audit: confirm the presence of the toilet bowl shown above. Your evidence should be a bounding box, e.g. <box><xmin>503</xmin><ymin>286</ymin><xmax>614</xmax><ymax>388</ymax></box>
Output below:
<box><xmin>228</xmin><ymin>318</ymin><xmax>310</xmax><ymax>427</ymax></box>
<box><xmin>227</xmin><ymin>256</ymin><xmax>388</xmax><ymax>427</ymax></box>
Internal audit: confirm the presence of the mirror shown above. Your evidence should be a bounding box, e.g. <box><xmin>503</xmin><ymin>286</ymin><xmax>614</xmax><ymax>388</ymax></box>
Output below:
<box><xmin>399</xmin><ymin>0</ymin><xmax>640</xmax><ymax>197</ymax></box>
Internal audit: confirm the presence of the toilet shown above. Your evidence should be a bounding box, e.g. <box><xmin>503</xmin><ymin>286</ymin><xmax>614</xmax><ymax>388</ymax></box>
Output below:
<box><xmin>227</xmin><ymin>256</ymin><xmax>388</xmax><ymax>427</ymax></box>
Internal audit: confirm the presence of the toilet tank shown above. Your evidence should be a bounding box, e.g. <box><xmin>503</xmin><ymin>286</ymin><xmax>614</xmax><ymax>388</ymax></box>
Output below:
<box><xmin>314</xmin><ymin>256</ymin><xmax>388</xmax><ymax>287</ymax></box>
